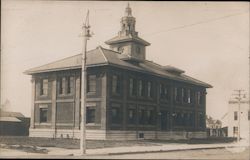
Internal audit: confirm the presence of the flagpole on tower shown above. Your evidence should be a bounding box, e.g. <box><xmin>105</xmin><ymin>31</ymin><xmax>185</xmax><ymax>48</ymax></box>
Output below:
<box><xmin>80</xmin><ymin>10</ymin><xmax>92</xmax><ymax>155</ymax></box>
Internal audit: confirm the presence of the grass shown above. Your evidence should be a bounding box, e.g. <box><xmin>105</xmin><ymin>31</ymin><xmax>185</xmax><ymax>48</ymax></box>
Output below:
<box><xmin>0</xmin><ymin>136</ymin><xmax>160</xmax><ymax>149</ymax></box>
<box><xmin>0</xmin><ymin>136</ymin><xmax>236</xmax><ymax>151</ymax></box>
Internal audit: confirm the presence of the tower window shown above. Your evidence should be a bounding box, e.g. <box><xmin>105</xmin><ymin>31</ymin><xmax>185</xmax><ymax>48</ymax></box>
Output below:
<box><xmin>136</xmin><ymin>46</ymin><xmax>140</xmax><ymax>54</ymax></box>
<box><xmin>118</xmin><ymin>46</ymin><xmax>124</xmax><ymax>53</ymax></box>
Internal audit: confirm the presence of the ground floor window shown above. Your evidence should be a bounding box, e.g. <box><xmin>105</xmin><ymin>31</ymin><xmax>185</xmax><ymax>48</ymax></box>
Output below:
<box><xmin>173</xmin><ymin>111</ymin><xmax>195</xmax><ymax>127</ymax></box>
<box><xmin>111</xmin><ymin>107</ymin><xmax>121</xmax><ymax>124</ymax></box>
<box><xmin>128</xmin><ymin>108</ymin><xmax>136</xmax><ymax>124</ymax></box>
<box><xmin>86</xmin><ymin>107</ymin><xmax>95</xmax><ymax>123</ymax></box>
<box><xmin>40</xmin><ymin>108</ymin><xmax>48</xmax><ymax>123</ymax></box>
<box><xmin>160</xmin><ymin>111</ymin><xmax>170</xmax><ymax>130</ymax></box>
<box><xmin>139</xmin><ymin>108</ymin><xmax>155</xmax><ymax>125</ymax></box>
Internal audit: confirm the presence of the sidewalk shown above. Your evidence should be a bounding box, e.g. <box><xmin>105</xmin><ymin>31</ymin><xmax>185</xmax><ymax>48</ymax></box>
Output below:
<box><xmin>47</xmin><ymin>139</ymin><xmax>249</xmax><ymax>156</ymax></box>
<box><xmin>0</xmin><ymin>139</ymin><xmax>248</xmax><ymax>158</ymax></box>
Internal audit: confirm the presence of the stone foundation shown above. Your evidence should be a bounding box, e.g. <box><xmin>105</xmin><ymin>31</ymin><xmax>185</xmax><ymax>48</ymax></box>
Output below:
<box><xmin>29</xmin><ymin>128</ymin><xmax>207</xmax><ymax>140</ymax></box>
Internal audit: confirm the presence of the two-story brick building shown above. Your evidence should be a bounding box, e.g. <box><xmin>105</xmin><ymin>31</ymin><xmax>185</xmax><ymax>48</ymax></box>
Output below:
<box><xmin>25</xmin><ymin>4</ymin><xmax>212</xmax><ymax>140</ymax></box>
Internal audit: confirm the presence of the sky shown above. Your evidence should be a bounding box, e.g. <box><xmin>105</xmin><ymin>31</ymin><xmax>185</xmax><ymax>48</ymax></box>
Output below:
<box><xmin>1</xmin><ymin>1</ymin><xmax>249</xmax><ymax>121</ymax></box>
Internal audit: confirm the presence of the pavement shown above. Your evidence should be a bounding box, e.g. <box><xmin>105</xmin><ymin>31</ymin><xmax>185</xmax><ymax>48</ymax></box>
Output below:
<box><xmin>0</xmin><ymin>139</ymin><xmax>249</xmax><ymax>158</ymax></box>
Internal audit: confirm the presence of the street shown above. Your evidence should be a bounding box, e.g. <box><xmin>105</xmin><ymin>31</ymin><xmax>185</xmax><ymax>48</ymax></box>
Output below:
<box><xmin>84</xmin><ymin>147</ymin><xmax>249</xmax><ymax>159</ymax></box>
<box><xmin>0</xmin><ymin>147</ymin><xmax>249</xmax><ymax>159</ymax></box>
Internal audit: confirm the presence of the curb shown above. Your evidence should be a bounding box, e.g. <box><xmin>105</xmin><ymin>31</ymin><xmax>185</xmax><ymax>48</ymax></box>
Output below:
<box><xmin>106</xmin><ymin>146</ymin><xmax>237</xmax><ymax>155</ymax></box>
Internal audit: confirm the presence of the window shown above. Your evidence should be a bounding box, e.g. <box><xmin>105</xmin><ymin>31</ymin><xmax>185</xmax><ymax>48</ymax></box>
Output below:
<box><xmin>197</xmin><ymin>91</ymin><xmax>203</xmax><ymax>105</ymax></box>
<box><xmin>160</xmin><ymin>84</ymin><xmax>170</xmax><ymax>100</ymax></box>
<box><xmin>147</xmin><ymin>110</ymin><xmax>154</xmax><ymax>125</ymax></box>
<box><xmin>129</xmin><ymin>78</ymin><xmax>136</xmax><ymax>96</ymax></box>
<box><xmin>128</xmin><ymin>109</ymin><xmax>136</xmax><ymax>124</ymax></box>
<box><xmin>136</xmin><ymin>46</ymin><xmax>140</xmax><ymax>54</ymax></box>
<box><xmin>147</xmin><ymin>81</ymin><xmax>153</xmax><ymax>98</ymax></box>
<box><xmin>58</xmin><ymin>77</ymin><xmax>63</xmax><ymax>94</ymax></box>
<box><xmin>86</xmin><ymin>108</ymin><xmax>95</xmax><ymax>123</ymax></box>
<box><xmin>112</xmin><ymin>75</ymin><xmax>120</xmax><ymax>94</ymax></box>
<box><xmin>187</xmin><ymin>89</ymin><xmax>191</xmax><ymax>103</ymax></box>
<box><xmin>40</xmin><ymin>79</ymin><xmax>48</xmax><ymax>96</ymax></box>
<box><xmin>118</xmin><ymin>46</ymin><xmax>124</xmax><ymax>53</ymax></box>
<box><xmin>87</xmin><ymin>75</ymin><xmax>96</xmax><ymax>93</ymax></box>
<box><xmin>139</xmin><ymin>109</ymin><xmax>146</xmax><ymax>124</ymax></box>
<box><xmin>174</xmin><ymin>87</ymin><xmax>182</xmax><ymax>102</ymax></box>
<box><xmin>234</xmin><ymin>111</ymin><xmax>238</xmax><ymax>120</ymax></box>
<box><xmin>66</xmin><ymin>76</ymin><xmax>74</xmax><ymax>94</ymax></box>
<box><xmin>199</xmin><ymin>113</ymin><xmax>204</xmax><ymax>128</ymax></box>
<box><xmin>160</xmin><ymin>111</ymin><xmax>169</xmax><ymax>130</ymax></box>
<box><xmin>233</xmin><ymin>126</ymin><xmax>238</xmax><ymax>135</ymax></box>
<box><xmin>111</xmin><ymin>107</ymin><xmax>121</xmax><ymax>124</ymax></box>
<box><xmin>181</xmin><ymin>88</ymin><xmax>185</xmax><ymax>102</ymax></box>
<box><xmin>40</xmin><ymin>108</ymin><xmax>48</xmax><ymax>123</ymax></box>
<box><xmin>138</xmin><ymin>80</ymin><xmax>145</xmax><ymax>97</ymax></box>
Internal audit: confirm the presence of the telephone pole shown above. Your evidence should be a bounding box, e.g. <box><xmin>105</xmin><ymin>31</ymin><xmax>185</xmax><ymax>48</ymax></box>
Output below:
<box><xmin>232</xmin><ymin>89</ymin><xmax>246</xmax><ymax>142</ymax></box>
<box><xmin>80</xmin><ymin>10</ymin><xmax>92</xmax><ymax>155</ymax></box>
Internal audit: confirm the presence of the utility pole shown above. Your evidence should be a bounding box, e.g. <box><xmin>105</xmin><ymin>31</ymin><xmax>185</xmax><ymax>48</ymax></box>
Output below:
<box><xmin>80</xmin><ymin>10</ymin><xmax>92</xmax><ymax>155</ymax></box>
<box><xmin>232</xmin><ymin>89</ymin><xmax>246</xmax><ymax>142</ymax></box>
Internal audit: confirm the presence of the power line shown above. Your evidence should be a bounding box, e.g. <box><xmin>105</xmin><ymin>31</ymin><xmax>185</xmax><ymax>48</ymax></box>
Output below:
<box><xmin>142</xmin><ymin>11</ymin><xmax>249</xmax><ymax>37</ymax></box>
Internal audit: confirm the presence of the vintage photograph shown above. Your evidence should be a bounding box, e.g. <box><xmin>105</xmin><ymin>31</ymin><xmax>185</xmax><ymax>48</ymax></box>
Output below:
<box><xmin>1</xmin><ymin>1</ymin><xmax>249</xmax><ymax>159</ymax></box>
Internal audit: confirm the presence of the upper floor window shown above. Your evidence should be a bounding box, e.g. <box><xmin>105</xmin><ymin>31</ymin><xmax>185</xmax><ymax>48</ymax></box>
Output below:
<box><xmin>234</xmin><ymin>111</ymin><xmax>238</xmax><ymax>120</ymax></box>
<box><xmin>40</xmin><ymin>79</ymin><xmax>48</xmax><ymax>96</ymax></box>
<box><xmin>197</xmin><ymin>91</ymin><xmax>204</xmax><ymax>105</ymax></box>
<box><xmin>87</xmin><ymin>75</ymin><xmax>96</xmax><ymax>93</ymax></box>
<box><xmin>138</xmin><ymin>80</ymin><xmax>145</xmax><ymax>97</ymax></box>
<box><xmin>66</xmin><ymin>76</ymin><xmax>74</xmax><ymax>94</ymax></box>
<box><xmin>58</xmin><ymin>77</ymin><xmax>63</xmax><ymax>95</ymax></box>
<box><xmin>147</xmin><ymin>81</ymin><xmax>153</xmax><ymax>98</ymax></box>
<box><xmin>187</xmin><ymin>89</ymin><xmax>191</xmax><ymax>103</ymax></box>
<box><xmin>112</xmin><ymin>75</ymin><xmax>120</xmax><ymax>94</ymax></box>
<box><xmin>160</xmin><ymin>84</ymin><xmax>170</xmax><ymax>100</ymax></box>
<box><xmin>129</xmin><ymin>78</ymin><xmax>136</xmax><ymax>96</ymax></box>
<box><xmin>58</xmin><ymin>76</ymin><xmax>74</xmax><ymax>95</ymax></box>
<box><xmin>174</xmin><ymin>87</ymin><xmax>182</xmax><ymax>102</ymax></box>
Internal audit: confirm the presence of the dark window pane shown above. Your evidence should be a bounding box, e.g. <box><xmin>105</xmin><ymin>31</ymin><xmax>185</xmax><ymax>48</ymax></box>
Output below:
<box><xmin>40</xmin><ymin>108</ymin><xmax>48</xmax><ymax>123</ymax></box>
<box><xmin>86</xmin><ymin>108</ymin><xmax>95</xmax><ymax>123</ymax></box>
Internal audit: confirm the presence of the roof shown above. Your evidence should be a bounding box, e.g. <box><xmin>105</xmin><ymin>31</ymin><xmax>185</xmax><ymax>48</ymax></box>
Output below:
<box><xmin>24</xmin><ymin>46</ymin><xmax>212</xmax><ymax>88</ymax></box>
<box><xmin>0</xmin><ymin>109</ymin><xmax>25</xmax><ymax>118</ymax></box>
<box><xmin>0</xmin><ymin>117</ymin><xmax>21</xmax><ymax>122</ymax></box>
<box><xmin>105</xmin><ymin>34</ymin><xmax>150</xmax><ymax>46</ymax></box>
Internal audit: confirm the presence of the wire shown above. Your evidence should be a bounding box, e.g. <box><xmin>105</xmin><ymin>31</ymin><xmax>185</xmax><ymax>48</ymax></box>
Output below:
<box><xmin>142</xmin><ymin>11</ymin><xmax>249</xmax><ymax>37</ymax></box>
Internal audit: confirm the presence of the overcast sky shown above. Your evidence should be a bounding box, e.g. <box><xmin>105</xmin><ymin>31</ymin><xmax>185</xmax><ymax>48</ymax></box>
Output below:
<box><xmin>1</xmin><ymin>1</ymin><xmax>249</xmax><ymax>120</ymax></box>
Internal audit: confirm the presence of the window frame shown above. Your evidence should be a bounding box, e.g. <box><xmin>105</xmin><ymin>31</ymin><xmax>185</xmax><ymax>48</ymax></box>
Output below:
<box><xmin>87</xmin><ymin>74</ymin><xmax>97</xmax><ymax>93</ymax></box>
<box><xmin>39</xmin><ymin>106</ymin><xmax>48</xmax><ymax>123</ymax></box>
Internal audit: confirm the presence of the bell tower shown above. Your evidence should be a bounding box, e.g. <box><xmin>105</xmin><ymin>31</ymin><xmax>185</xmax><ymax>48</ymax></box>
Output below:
<box><xmin>105</xmin><ymin>3</ymin><xmax>150</xmax><ymax>61</ymax></box>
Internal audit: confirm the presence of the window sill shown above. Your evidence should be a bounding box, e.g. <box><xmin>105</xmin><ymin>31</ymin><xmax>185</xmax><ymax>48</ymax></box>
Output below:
<box><xmin>35</xmin><ymin>122</ymin><xmax>51</xmax><ymax>125</ymax></box>
<box><xmin>86</xmin><ymin>123</ymin><xmax>101</xmax><ymax>126</ymax></box>
<box><xmin>57</xmin><ymin>93</ymin><xmax>74</xmax><ymax>97</ymax></box>
<box><xmin>87</xmin><ymin>92</ymin><xmax>96</xmax><ymax>96</ymax></box>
